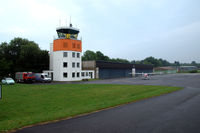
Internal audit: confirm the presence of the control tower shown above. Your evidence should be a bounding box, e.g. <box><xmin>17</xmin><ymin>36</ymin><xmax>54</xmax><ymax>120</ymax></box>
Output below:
<box><xmin>52</xmin><ymin>23</ymin><xmax>82</xmax><ymax>81</ymax></box>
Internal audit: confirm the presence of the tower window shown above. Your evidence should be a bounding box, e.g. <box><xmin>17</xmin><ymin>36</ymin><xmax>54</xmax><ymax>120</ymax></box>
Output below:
<box><xmin>63</xmin><ymin>52</ymin><xmax>68</xmax><ymax>57</ymax></box>
<box><xmin>72</xmin><ymin>72</ymin><xmax>75</xmax><ymax>78</ymax></box>
<box><xmin>63</xmin><ymin>62</ymin><xmax>67</xmax><ymax>68</ymax></box>
<box><xmin>77</xmin><ymin>62</ymin><xmax>80</xmax><ymax>68</ymax></box>
<box><xmin>77</xmin><ymin>53</ymin><xmax>80</xmax><ymax>58</ymax></box>
<box><xmin>72</xmin><ymin>52</ymin><xmax>75</xmax><ymax>57</ymax></box>
<box><xmin>63</xmin><ymin>42</ymin><xmax>68</xmax><ymax>48</ymax></box>
<box><xmin>77</xmin><ymin>44</ymin><xmax>80</xmax><ymax>49</ymax></box>
<box><xmin>77</xmin><ymin>72</ymin><xmax>80</xmax><ymax>77</ymax></box>
<box><xmin>72</xmin><ymin>62</ymin><xmax>75</xmax><ymax>68</ymax></box>
<box><xmin>63</xmin><ymin>73</ymin><xmax>68</xmax><ymax>78</ymax></box>
<box><xmin>72</xmin><ymin>43</ymin><xmax>76</xmax><ymax>48</ymax></box>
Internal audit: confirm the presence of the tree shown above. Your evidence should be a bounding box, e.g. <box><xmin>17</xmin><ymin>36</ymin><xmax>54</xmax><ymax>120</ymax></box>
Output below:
<box><xmin>110</xmin><ymin>58</ymin><xmax>130</xmax><ymax>63</ymax></box>
<box><xmin>174</xmin><ymin>61</ymin><xmax>180</xmax><ymax>66</ymax></box>
<box><xmin>96</xmin><ymin>51</ymin><xmax>109</xmax><ymax>61</ymax></box>
<box><xmin>82</xmin><ymin>50</ymin><xmax>130</xmax><ymax>63</ymax></box>
<box><xmin>18</xmin><ymin>43</ymin><xmax>40</xmax><ymax>71</ymax></box>
<box><xmin>0</xmin><ymin>37</ymin><xmax>49</xmax><ymax>78</ymax></box>
<box><xmin>158</xmin><ymin>58</ymin><xmax>171</xmax><ymax>66</ymax></box>
<box><xmin>95</xmin><ymin>51</ymin><xmax>110</xmax><ymax>61</ymax></box>
<box><xmin>191</xmin><ymin>61</ymin><xmax>197</xmax><ymax>66</ymax></box>
<box><xmin>141</xmin><ymin>56</ymin><xmax>161</xmax><ymax>67</ymax></box>
<box><xmin>82</xmin><ymin>50</ymin><xmax>96</xmax><ymax>61</ymax></box>
<box><xmin>82</xmin><ymin>50</ymin><xmax>199</xmax><ymax>67</ymax></box>
<box><xmin>131</xmin><ymin>60</ymin><xmax>136</xmax><ymax>64</ymax></box>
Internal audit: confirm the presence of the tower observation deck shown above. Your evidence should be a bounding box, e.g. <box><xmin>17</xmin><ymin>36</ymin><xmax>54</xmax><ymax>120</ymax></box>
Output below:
<box><xmin>56</xmin><ymin>24</ymin><xmax>80</xmax><ymax>40</ymax></box>
<box><xmin>53</xmin><ymin>24</ymin><xmax>82</xmax><ymax>52</ymax></box>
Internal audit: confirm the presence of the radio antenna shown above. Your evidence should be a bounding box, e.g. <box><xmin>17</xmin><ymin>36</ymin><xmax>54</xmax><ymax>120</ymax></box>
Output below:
<box><xmin>69</xmin><ymin>16</ymin><xmax>73</xmax><ymax>27</ymax></box>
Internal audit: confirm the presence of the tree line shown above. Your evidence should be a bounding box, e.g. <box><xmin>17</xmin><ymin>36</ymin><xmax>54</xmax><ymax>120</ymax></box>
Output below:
<box><xmin>82</xmin><ymin>50</ymin><xmax>200</xmax><ymax>68</ymax></box>
<box><xmin>82</xmin><ymin>50</ymin><xmax>130</xmax><ymax>63</ymax></box>
<box><xmin>0</xmin><ymin>38</ymin><xmax>49</xmax><ymax>79</ymax></box>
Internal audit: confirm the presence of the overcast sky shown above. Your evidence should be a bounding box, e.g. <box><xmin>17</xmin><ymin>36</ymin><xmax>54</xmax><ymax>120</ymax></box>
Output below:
<box><xmin>0</xmin><ymin>0</ymin><xmax>200</xmax><ymax>63</ymax></box>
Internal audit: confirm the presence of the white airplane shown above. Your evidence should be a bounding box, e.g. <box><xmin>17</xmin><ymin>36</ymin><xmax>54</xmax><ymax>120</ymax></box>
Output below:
<box><xmin>129</xmin><ymin>72</ymin><xmax>158</xmax><ymax>80</ymax></box>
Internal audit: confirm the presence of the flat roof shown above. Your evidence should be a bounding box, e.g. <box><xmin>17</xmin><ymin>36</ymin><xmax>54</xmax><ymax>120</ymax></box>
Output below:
<box><xmin>96</xmin><ymin>60</ymin><xmax>133</xmax><ymax>69</ymax></box>
<box><xmin>56</xmin><ymin>26</ymin><xmax>79</xmax><ymax>34</ymax></box>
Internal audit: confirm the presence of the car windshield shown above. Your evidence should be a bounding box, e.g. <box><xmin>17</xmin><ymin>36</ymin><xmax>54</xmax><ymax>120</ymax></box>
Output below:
<box><xmin>5</xmin><ymin>78</ymin><xmax>13</xmax><ymax>80</ymax></box>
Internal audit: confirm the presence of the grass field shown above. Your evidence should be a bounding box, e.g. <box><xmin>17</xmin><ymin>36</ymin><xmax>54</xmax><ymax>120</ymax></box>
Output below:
<box><xmin>0</xmin><ymin>84</ymin><xmax>182</xmax><ymax>132</ymax></box>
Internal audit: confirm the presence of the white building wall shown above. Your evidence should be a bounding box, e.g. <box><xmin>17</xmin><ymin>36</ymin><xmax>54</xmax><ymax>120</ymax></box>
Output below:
<box><xmin>53</xmin><ymin>50</ymin><xmax>82</xmax><ymax>81</ymax></box>
<box><xmin>49</xmin><ymin>43</ymin><xmax>53</xmax><ymax>70</ymax></box>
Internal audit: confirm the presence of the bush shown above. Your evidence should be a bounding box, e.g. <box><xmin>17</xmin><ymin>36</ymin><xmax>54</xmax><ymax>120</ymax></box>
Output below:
<box><xmin>189</xmin><ymin>70</ymin><xmax>197</xmax><ymax>73</ymax></box>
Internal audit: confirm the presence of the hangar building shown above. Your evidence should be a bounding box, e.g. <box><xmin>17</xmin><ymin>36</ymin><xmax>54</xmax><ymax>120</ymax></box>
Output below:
<box><xmin>133</xmin><ymin>64</ymin><xmax>153</xmax><ymax>74</ymax></box>
<box><xmin>82</xmin><ymin>61</ymin><xmax>153</xmax><ymax>79</ymax></box>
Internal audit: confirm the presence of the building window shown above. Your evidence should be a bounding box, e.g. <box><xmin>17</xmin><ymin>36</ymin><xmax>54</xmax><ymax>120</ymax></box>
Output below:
<box><xmin>63</xmin><ymin>52</ymin><xmax>68</xmax><ymax>57</ymax></box>
<box><xmin>72</xmin><ymin>62</ymin><xmax>75</xmax><ymax>68</ymax></box>
<box><xmin>63</xmin><ymin>42</ymin><xmax>68</xmax><ymax>48</ymax></box>
<box><xmin>77</xmin><ymin>72</ymin><xmax>80</xmax><ymax>77</ymax></box>
<box><xmin>77</xmin><ymin>62</ymin><xmax>80</xmax><ymax>68</ymax></box>
<box><xmin>81</xmin><ymin>72</ymin><xmax>85</xmax><ymax>77</ymax></box>
<box><xmin>77</xmin><ymin>53</ymin><xmax>80</xmax><ymax>58</ymax></box>
<box><xmin>86</xmin><ymin>72</ymin><xmax>89</xmax><ymax>76</ymax></box>
<box><xmin>77</xmin><ymin>44</ymin><xmax>80</xmax><ymax>49</ymax></box>
<box><xmin>63</xmin><ymin>62</ymin><xmax>67</xmax><ymax>68</ymax></box>
<box><xmin>72</xmin><ymin>72</ymin><xmax>75</xmax><ymax>78</ymax></box>
<box><xmin>72</xmin><ymin>52</ymin><xmax>75</xmax><ymax>58</ymax></box>
<box><xmin>72</xmin><ymin>43</ymin><xmax>75</xmax><ymax>48</ymax></box>
<box><xmin>63</xmin><ymin>73</ymin><xmax>68</xmax><ymax>78</ymax></box>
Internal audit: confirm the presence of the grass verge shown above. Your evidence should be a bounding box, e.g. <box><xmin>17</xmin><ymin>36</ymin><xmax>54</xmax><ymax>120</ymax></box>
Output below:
<box><xmin>0</xmin><ymin>84</ymin><xmax>182</xmax><ymax>132</ymax></box>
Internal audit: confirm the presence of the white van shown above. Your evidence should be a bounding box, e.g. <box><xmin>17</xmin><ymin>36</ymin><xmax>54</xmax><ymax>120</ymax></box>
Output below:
<box><xmin>35</xmin><ymin>73</ymin><xmax>51</xmax><ymax>83</ymax></box>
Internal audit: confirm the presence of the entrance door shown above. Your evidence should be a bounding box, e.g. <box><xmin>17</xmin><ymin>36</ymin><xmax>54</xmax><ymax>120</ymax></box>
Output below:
<box><xmin>89</xmin><ymin>72</ymin><xmax>93</xmax><ymax>79</ymax></box>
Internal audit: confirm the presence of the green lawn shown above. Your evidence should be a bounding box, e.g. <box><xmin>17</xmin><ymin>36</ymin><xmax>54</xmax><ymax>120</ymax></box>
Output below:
<box><xmin>0</xmin><ymin>84</ymin><xmax>182</xmax><ymax>132</ymax></box>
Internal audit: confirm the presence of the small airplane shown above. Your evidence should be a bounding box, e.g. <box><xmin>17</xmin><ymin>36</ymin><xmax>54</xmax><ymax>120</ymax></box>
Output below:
<box><xmin>129</xmin><ymin>72</ymin><xmax>157</xmax><ymax>80</ymax></box>
<box><xmin>142</xmin><ymin>73</ymin><xmax>150</xmax><ymax>80</ymax></box>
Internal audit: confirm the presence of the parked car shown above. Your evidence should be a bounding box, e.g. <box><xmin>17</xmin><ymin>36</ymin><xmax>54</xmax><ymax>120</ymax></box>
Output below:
<box><xmin>1</xmin><ymin>77</ymin><xmax>15</xmax><ymax>85</ymax></box>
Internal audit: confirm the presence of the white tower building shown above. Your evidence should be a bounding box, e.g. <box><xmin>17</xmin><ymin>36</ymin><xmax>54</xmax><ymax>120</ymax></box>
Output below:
<box><xmin>43</xmin><ymin>23</ymin><xmax>94</xmax><ymax>81</ymax></box>
<box><xmin>52</xmin><ymin>24</ymin><xmax>82</xmax><ymax>81</ymax></box>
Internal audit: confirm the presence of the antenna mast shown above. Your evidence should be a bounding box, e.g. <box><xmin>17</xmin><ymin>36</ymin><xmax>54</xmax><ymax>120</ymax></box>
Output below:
<box><xmin>69</xmin><ymin>16</ymin><xmax>72</xmax><ymax>27</ymax></box>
